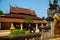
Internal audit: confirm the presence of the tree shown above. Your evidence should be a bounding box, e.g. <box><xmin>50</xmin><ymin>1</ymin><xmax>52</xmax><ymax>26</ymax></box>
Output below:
<box><xmin>0</xmin><ymin>10</ymin><xmax>3</xmax><ymax>15</ymax></box>
<box><xmin>42</xmin><ymin>17</ymin><xmax>45</xmax><ymax>20</ymax></box>
<box><xmin>24</xmin><ymin>17</ymin><xmax>33</xmax><ymax>23</ymax></box>
<box><xmin>24</xmin><ymin>17</ymin><xmax>33</xmax><ymax>32</ymax></box>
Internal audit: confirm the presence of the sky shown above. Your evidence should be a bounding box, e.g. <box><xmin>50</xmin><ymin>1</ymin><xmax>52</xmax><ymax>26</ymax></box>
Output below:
<box><xmin>0</xmin><ymin>0</ymin><xmax>60</xmax><ymax>18</ymax></box>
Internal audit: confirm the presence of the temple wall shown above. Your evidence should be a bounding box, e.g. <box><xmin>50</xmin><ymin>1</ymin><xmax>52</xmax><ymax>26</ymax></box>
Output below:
<box><xmin>0</xmin><ymin>23</ymin><xmax>1</xmax><ymax>29</ymax></box>
<box><xmin>1</xmin><ymin>22</ymin><xmax>11</xmax><ymax>30</ymax></box>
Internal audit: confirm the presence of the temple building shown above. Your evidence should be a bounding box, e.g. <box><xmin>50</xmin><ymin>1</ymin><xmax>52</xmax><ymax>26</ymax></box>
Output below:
<box><xmin>0</xmin><ymin>6</ymin><xmax>47</xmax><ymax>31</ymax></box>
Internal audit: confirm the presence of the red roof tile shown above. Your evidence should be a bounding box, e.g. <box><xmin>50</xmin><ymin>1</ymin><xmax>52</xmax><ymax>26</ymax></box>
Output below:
<box><xmin>10</xmin><ymin>6</ymin><xmax>36</xmax><ymax>16</ymax></box>
<box><xmin>0</xmin><ymin>6</ymin><xmax>47</xmax><ymax>23</ymax></box>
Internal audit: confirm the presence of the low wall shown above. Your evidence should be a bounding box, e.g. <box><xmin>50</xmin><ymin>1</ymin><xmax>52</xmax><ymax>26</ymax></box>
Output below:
<box><xmin>0</xmin><ymin>33</ymin><xmax>41</xmax><ymax>40</ymax></box>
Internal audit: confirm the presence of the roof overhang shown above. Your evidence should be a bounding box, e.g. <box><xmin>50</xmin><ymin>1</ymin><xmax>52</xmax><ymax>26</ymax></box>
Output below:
<box><xmin>0</xmin><ymin>18</ymin><xmax>47</xmax><ymax>23</ymax></box>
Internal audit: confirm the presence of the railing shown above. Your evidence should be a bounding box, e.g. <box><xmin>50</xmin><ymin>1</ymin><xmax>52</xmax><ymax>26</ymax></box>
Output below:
<box><xmin>0</xmin><ymin>33</ymin><xmax>41</xmax><ymax>40</ymax></box>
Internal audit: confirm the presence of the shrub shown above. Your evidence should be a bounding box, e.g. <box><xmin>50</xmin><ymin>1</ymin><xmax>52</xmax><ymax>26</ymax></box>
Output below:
<box><xmin>10</xmin><ymin>29</ymin><xmax>25</xmax><ymax>35</ymax></box>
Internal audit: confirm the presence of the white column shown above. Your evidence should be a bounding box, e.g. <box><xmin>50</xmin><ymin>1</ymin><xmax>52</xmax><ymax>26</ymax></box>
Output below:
<box><xmin>0</xmin><ymin>23</ymin><xmax>1</xmax><ymax>29</ymax></box>
<box><xmin>41</xmin><ymin>24</ymin><xmax>44</xmax><ymax>27</ymax></box>
<box><xmin>36</xmin><ymin>24</ymin><xmax>38</xmax><ymax>30</ymax></box>
<box><xmin>46</xmin><ymin>24</ymin><xmax>48</xmax><ymax>26</ymax></box>
<box><xmin>50</xmin><ymin>22</ymin><xmax>55</xmax><ymax>37</ymax></box>
<box><xmin>21</xmin><ymin>23</ymin><xmax>23</xmax><ymax>30</ymax></box>
<box><xmin>29</xmin><ymin>24</ymin><xmax>31</xmax><ymax>27</ymax></box>
<box><xmin>35</xmin><ymin>24</ymin><xmax>39</xmax><ymax>33</ymax></box>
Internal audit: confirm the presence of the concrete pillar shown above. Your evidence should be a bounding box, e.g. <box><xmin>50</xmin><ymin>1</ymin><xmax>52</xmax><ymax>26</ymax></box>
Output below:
<box><xmin>50</xmin><ymin>22</ymin><xmax>55</xmax><ymax>37</ymax></box>
<box><xmin>29</xmin><ymin>24</ymin><xmax>31</xmax><ymax>27</ymax></box>
<box><xmin>46</xmin><ymin>24</ymin><xmax>48</xmax><ymax>26</ymax></box>
<box><xmin>36</xmin><ymin>24</ymin><xmax>38</xmax><ymax>30</ymax></box>
<box><xmin>0</xmin><ymin>23</ymin><xmax>1</xmax><ymax>29</ymax></box>
<box><xmin>35</xmin><ymin>24</ymin><xmax>39</xmax><ymax>33</ymax></box>
<box><xmin>21</xmin><ymin>23</ymin><xmax>23</xmax><ymax>30</ymax></box>
<box><xmin>41</xmin><ymin>24</ymin><xmax>44</xmax><ymax>27</ymax></box>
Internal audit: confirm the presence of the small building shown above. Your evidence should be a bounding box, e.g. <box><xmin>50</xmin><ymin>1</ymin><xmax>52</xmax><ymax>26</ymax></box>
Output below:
<box><xmin>0</xmin><ymin>6</ymin><xmax>47</xmax><ymax>31</ymax></box>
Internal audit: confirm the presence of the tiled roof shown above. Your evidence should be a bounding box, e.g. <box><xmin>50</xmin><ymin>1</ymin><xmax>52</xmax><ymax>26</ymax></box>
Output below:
<box><xmin>10</xmin><ymin>6</ymin><xmax>36</xmax><ymax>16</ymax></box>
<box><xmin>0</xmin><ymin>6</ymin><xmax>47</xmax><ymax>23</ymax></box>
<box><xmin>1</xmin><ymin>14</ymin><xmax>42</xmax><ymax>20</ymax></box>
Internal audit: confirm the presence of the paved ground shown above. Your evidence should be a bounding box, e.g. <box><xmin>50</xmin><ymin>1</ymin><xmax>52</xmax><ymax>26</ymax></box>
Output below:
<box><xmin>49</xmin><ymin>37</ymin><xmax>60</xmax><ymax>40</ymax></box>
<box><xmin>49</xmin><ymin>34</ymin><xmax>60</xmax><ymax>40</ymax></box>
<box><xmin>0</xmin><ymin>32</ymin><xmax>10</xmax><ymax>36</ymax></box>
<box><xmin>0</xmin><ymin>30</ymin><xmax>10</xmax><ymax>36</ymax></box>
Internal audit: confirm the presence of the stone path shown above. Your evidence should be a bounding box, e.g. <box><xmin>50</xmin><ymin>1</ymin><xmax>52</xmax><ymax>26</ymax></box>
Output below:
<box><xmin>49</xmin><ymin>37</ymin><xmax>60</xmax><ymax>40</ymax></box>
<box><xmin>0</xmin><ymin>32</ymin><xmax>10</xmax><ymax>36</ymax></box>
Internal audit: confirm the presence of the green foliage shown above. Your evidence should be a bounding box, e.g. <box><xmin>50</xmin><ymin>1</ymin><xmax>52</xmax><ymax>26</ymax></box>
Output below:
<box><xmin>10</xmin><ymin>29</ymin><xmax>25</xmax><ymax>35</ymax></box>
<box><xmin>25</xmin><ymin>17</ymin><xmax>33</xmax><ymax>20</ymax></box>
<box><xmin>24</xmin><ymin>17</ymin><xmax>33</xmax><ymax>23</ymax></box>
<box><xmin>0</xmin><ymin>10</ymin><xmax>3</xmax><ymax>15</ymax></box>
<box><xmin>42</xmin><ymin>17</ymin><xmax>45</xmax><ymax>20</ymax></box>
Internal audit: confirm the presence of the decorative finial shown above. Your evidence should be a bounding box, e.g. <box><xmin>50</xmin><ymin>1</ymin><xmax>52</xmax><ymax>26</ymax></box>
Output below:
<box><xmin>53</xmin><ymin>0</ymin><xmax>58</xmax><ymax>4</ymax></box>
<box><xmin>49</xmin><ymin>0</ymin><xmax>51</xmax><ymax>4</ymax></box>
<box><xmin>49</xmin><ymin>0</ymin><xmax>53</xmax><ymax>8</ymax></box>
<box><xmin>9</xmin><ymin>3</ymin><xmax>11</xmax><ymax>7</ymax></box>
<box><xmin>9</xmin><ymin>2</ymin><xmax>13</xmax><ymax>8</ymax></box>
<box><xmin>49</xmin><ymin>0</ymin><xmax>52</xmax><ymax>5</ymax></box>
